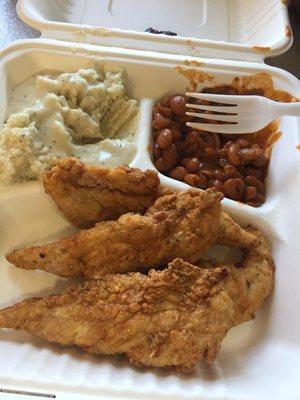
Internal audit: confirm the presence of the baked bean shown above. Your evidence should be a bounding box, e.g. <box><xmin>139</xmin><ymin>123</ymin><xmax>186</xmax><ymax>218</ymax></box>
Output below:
<box><xmin>153</xmin><ymin>143</ymin><xmax>162</xmax><ymax>159</ymax></box>
<box><xmin>153</xmin><ymin>129</ymin><xmax>160</xmax><ymax>139</ymax></box>
<box><xmin>214</xmin><ymin>169</ymin><xmax>224</xmax><ymax>181</ymax></box>
<box><xmin>179</xmin><ymin>157</ymin><xmax>189</xmax><ymax>166</ymax></box>
<box><xmin>174</xmin><ymin>140</ymin><xmax>186</xmax><ymax>154</ymax></box>
<box><xmin>218</xmin><ymin>149</ymin><xmax>228</xmax><ymax>159</ymax></box>
<box><xmin>186</xmin><ymin>157</ymin><xmax>200</xmax><ymax>173</ymax></box>
<box><xmin>183</xmin><ymin>144</ymin><xmax>196</xmax><ymax>156</ymax></box>
<box><xmin>213</xmin><ymin>134</ymin><xmax>221</xmax><ymax>149</ymax></box>
<box><xmin>160</xmin><ymin>96</ymin><xmax>172</xmax><ymax>107</ymax></box>
<box><xmin>155</xmin><ymin>143</ymin><xmax>178</xmax><ymax>172</ymax></box>
<box><xmin>223</xmin><ymin>165</ymin><xmax>242</xmax><ymax>179</ymax></box>
<box><xmin>201</xmin><ymin>87</ymin><xmax>215</xmax><ymax>94</ymax></box>
<box><xmin>169</xmin><ymin>124</ymin><xmax>182</xmax><ymax>140</ymax></box>
<box><xmin>213</xmin><ymin>179</ymin><xmax>224</xmax><ymax>193</ymax></box>
<box><xmin>224</xmin><ymin>178</ymin><xmax>245</xmax><ymax>200</ymax></box>
<box><xmin>245</xmin><ymin>186</ymin><xmax>257</xmax><ymax>201</ymax></box>
<box><xmin>251</xmin><ymin>143</ymin><xmax>261</xmax><ymax>149</ymax></box>
<box><xmin>224</xmin><ymin>140</ymin><xmax>234</xmax><ymax>149</ymax></box>
<box><xmin>155</xmin><ymin>102</ymin><xmax>173</xmax><ymax>118</ymax></box>
<box><xmin>200</xmin><ymin>169</ymin><xmax>216</xmax><ymax>179</ymax></box>
<box><xmin>152</xmin><ymin>89</ymin><xmax>272</xmax><ymax>207</ymax></box>
<box><xmin>252</xmin><ymin>153</ymin><xmax>268</xmax><ymax>167</ymax></box>
<box><xmin>227</xmin><ymin>143</ymin><xmax>241</xmax><ymax>166</ymax></box>
<box><xmin>185</xmin><ymin>130</ymin><xmax>199</xmax><ymax>144</ymax></box>
<box><xmin>195</xmin><ymin>98</ymin><xmax>210</xmax><ymax>106</ymax></box>
<box><xmin>206</xmin><ymin>178</ymin><xmax>213</xmax><ymax>187</ymax></box>
<box><xmin>255</xmin><ymin>193</ymin><xmax>266</xmax><ymax>203</ymax></box>
<box><xmin>243</xmin><ymin>167</ymin><xmax>262</xmax><ymax>180</ymax></box>
<box><xmin>198</xmin><ymin>172</ymin><xmax>208</xmax><ymax>189</ymax></box>
<box><xmin>157</xmin><ymin>129</ymin><xmax>173</xmax><ymax>150</ymax></box>
<box><xmin>239</xmin><ymin>147</ymin><xmax>264</xmax><ymax>162</ymax></box>
<box><xmin>170</xmin><ymin>95</ymin><xmax>186</xmax><ymax>116</ymax></box>
<box><xmin>239</xmin><ymin>148</ymin><xmax>254</xmax><ymax>162</ymax></box>
<box><xmin>219</xmin><ymin>158</ymin><xmax>228</xmax><ymax>167</ymax></box>
<box><xmin>205</xmin><ymin>133</ymin><xmax>220</xmax><ymax>149</ymax></box>
<box><xmin>246</xmin><ymin>175</ymin><xmax>265</xmax><ymax>194</ymax></box>
<box><xmin>154</xmin><ymin>158</ymin><xmax>167</xmax><ymax>172</ymax></box>
<box><xmin>185</xmin><ymin>131</ymin><xmax>205</xmax><ymax>153</ymax></box>
<box><xmin>236</xmin><ymin>138</ymin><xmax>250</xmax><ymax>148</ymax></box>
<box><xmin>169</xmin><ymin>166</ymin><xmax>187</xmax><ymax>181</ymax></box>
<box><xmin>204</xmin><ymin>147</ymin><xmax>218</xmax><ymax>160</ymax></box>
<box><xmin>152</xmin><ymin>112</ymin><xmax>171</xmax><ymax>129</ymax></box>
<box><xmin>184</xmin><ymin>173</ymin><xmax>200</xmax><ymax>186</ymax></box>
<box><xmin>175</xmin><ymin>114</ymin><xmax>190</xmax><ymax>125</ymax></box>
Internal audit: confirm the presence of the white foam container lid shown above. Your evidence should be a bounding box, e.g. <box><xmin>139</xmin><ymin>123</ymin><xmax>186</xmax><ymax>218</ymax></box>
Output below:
<box><xmin>17</xmin><ymin>0</ymin><xmax>293</xmax><ymax>62</ymax></box>
<box><xmin>0</xmin><ymin>1</ymin><xmax>299</xmax><ymax>400</ymax></box>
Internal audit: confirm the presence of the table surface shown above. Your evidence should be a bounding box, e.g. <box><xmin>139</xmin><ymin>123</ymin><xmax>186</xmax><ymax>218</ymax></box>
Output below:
<box><xmin>1</xmin><ymin>0</ymin><xmax>299</xmax><ymax>78</ymax></box>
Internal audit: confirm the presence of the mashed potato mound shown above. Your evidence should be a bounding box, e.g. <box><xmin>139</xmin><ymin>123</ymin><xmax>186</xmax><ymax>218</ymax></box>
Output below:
<box><xmin>0</xmin><ymin>68</ymin><xmax>139</xmax><ymax>184</ymax></box>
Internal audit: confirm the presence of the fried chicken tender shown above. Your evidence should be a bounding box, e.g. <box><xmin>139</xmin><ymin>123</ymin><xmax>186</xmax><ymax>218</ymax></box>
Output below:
<box><xmin>43</xmin><ymin>158</ymin><xmax>160</xmax><ymax>228</ymax></box>
<box><xmin>44</xmin><ymin>159</ymin><xmax>257</xmax><ymax>248</ymax></box>
<box><xmin>198</xmin><ymin>227</ymin><xmax>275</xmax><ymax>324</ymax></box>
<box><xmin>44</xmin><ymin>159</ymin><xmax>258</xmax><ymax>247</ymax></box>
<box><xmin>222</xmin><ymin>227</ymin><xmax>275</xmax><ymax>324</ymax></box>
<box><xmin>217</xmin><ymin>212</ymin><xmax>260</xmax><ymax>248</ymax></box>
<box><xmin>6</xmin><ymin>189</ymin><xmax>222</xmax><ymax>279</ymax></box>
<box><xmin>0</xmin><ymin>260</ymin><xmax>235</xmax><ymax>372</ymax></box>
<box><xmin>0</xmin><ymin>229</ymin><xmax>274</xmax><ymax>372</ymax></box>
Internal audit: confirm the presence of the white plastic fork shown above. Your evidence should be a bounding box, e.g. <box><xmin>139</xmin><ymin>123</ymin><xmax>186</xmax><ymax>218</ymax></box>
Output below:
<box><xmin>186</xmin><ymin>93</ymin><xmax>300</xmax><ymax>134</ymax></box>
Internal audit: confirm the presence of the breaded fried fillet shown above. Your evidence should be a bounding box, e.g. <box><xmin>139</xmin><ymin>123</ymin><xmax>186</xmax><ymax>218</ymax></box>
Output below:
<box><xmin>44</xmin><ymin>159</ymin><xmax>257</xmax><ymax>249</ymax></box>
<box><xmin>0</xmin><ymin>260</ymin><xmax>234</xmax><ymax>372</ymax></box>
<box><xmin>7</xmin><ymin>189</ymin><xmax>222</xmax><ymax>279</ymax></box>
<box><xmin>0</xmin><ymin>229</ymin><xmax>274</xmax><ymax>372</ymax></box>
<box><xmin>217</xmin><ymin>212</ymin><xmax>260</xmax><ymax>248</ymax></box>
<box><xmin>43</xmin><ymin>158</ymin><xmax>160</xmax><ymax>228</ymax></box>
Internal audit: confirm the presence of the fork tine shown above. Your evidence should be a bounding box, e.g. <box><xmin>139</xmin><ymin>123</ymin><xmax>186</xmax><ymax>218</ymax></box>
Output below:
<box><xmin>186</xmin><ymin>122</ymin><xmax>239</xmax><ymax>134</ymax></box>
<box><xmin>186</xmin><ymin>93</ymin><xmax>245</xmax><ymax>105</ymax></box>
<box><xmin>186</xmin><ymin>112</ymin><xmax>238</xmax><ymax>123</ymax></box>
<box><xmin>186</xmin><ymin>103</ymin><xmax>238</xmax><ymax>114</ymax></box>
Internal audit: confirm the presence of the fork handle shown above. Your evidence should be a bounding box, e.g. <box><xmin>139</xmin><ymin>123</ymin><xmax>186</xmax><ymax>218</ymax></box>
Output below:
<box><xmin>274</xmin><ymin>101</ymin><xmax>300</xmax><ymax>117</ymax></box>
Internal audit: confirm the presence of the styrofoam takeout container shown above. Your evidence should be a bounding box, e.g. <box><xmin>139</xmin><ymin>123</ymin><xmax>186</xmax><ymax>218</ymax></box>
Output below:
<box><xmin>0</xmin><ymin>1</ymin><xmax>299</xmax><ymax>399</ymax></box>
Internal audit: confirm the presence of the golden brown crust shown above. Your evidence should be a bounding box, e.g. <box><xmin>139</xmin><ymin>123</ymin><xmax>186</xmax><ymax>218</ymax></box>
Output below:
<box><xmin>0</xmin><ymin>260</ymin><xmax>234</xmax><ymax>372</ymax></box>
<box><xmin>199</xmin><ymin>227</ymin><xmax>275</xmax><ymax>324</ymax></box>
<box><xmin>216</xmin><ymin>212</ymin><xmax>260</xmax><ymax>248</ymax></box>
<box><xmin>46</xmin><ymin>157</ymin><xmax>160</xmax><ymax>194</ymax></box>
<box><xmin>43</xmin><ymin>158</ymin><xmax>160</xmax><ymax>228</ymax></box>
<box><xmin>223</xmin><ymin>227</ymin><xmax>275</xmax><ymax>324</ymax></box>
<box><xmin>6</xmin><ymin>189</ymin><xmax>222</xmax><ymax>279</ymax></box>
<box><xmin>0</xmin><ymin>229</ymin><xmax>275</xmax><ymax>372</ymax></box>
<box><xmin>43</xmin><ymin>160</ymin><xmax>257</xmax><ymax>251</ymax></box>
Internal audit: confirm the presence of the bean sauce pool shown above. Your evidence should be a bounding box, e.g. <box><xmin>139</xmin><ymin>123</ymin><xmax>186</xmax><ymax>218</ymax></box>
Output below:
<box><xmin>151</xmin><ymin>86</ymin><xmax>272</xmax><ymax>207</ymax></box>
